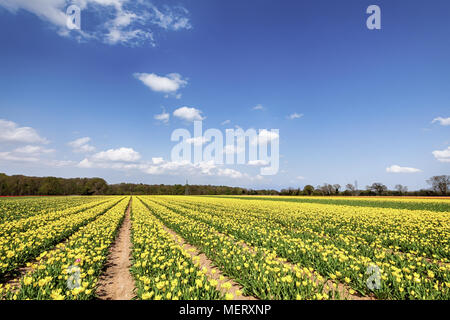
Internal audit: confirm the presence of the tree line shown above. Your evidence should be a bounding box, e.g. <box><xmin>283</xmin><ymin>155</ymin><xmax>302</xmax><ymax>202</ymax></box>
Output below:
<box><xmin>279</xmin><ymin>175</ymin><xmax>450</xmax><ymax>196</ymax></box>
<box><xmin>0</xmin><ymin>173</ymin><xmax>448</xmax><ymax>196</ymax></box>
<box><xmin>0</xmin><ymin>173</ymin><xmax>271</xmax><ymax>196</ymax></box>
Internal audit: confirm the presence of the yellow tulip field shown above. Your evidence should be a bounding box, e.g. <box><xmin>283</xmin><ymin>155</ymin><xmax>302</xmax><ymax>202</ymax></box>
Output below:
<box><xmin>0</xmin><ymin>195</ymin><xmax>448</xmax><ymax>300</ymax></box>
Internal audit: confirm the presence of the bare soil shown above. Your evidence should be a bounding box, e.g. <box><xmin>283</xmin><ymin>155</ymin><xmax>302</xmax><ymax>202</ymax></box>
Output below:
<box><xmin>96</xmin><ymin>199</ymin><xmax>135</xmax><ymax>300</ymax></box>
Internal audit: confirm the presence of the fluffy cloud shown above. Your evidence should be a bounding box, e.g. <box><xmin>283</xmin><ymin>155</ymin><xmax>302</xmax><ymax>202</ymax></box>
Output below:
<box><xmin>217</xmin><ymin>168</ymin><xmax>244</xmax><ymax>179</ymax></box>
<box><xmin>386</xmin><ymin>165</ymin><xmax>422</xmax><ymax>173</ymax></box>
<box><xmin>432</xmin><ymin>117</ymin><xmax>450</xmax><ymax>126</ymax></box>
<box><xmin>0</xmin><ymin>151</ymin><xmax>40</xmax><ymax>163</ymax></box>
<box><xmin>134</xmin><ymin>73</ymin><xmax>187</xmax><ymax>94</ymax></box>
<box><xmin>154</xmin><ymin>109</ymin><xmax>170</xmax><ymax>123</ymax></box>
<box><xmin>0</xmin><ymin>1</ymin><xmax>191</xmax><ymax>46</ymax></box>
<box><xmin>221</xmin><ymin>120</ymin><xmax>231</xmax><ymax>126</ymax></box>
<box><xmin>432</xmin><ymin>147</ymin><xmax>450</xmax><ymax>163</ymax></box>
<box><xmin>223</xmin><ymin>144</ymin><xmax>245</xmax><ymax>155</ymax></box>
<box><xmin>251</xmin><ymin>129</ymin><xmax>279</xmax><ymax>146</ymax></box>
<box><xmin>152</xmin><ymin>157</ymin><xmax>164</xmax><ymax>165</ymax></box>
<box><xmin>92</xmin><ymin>147</ymin><xmax>141</xmax><ymax>162</ymax></box>
<box><xmin>0</xmin><ymin>0</ymin><xmax>67</xmax><ymax>27</ymax></box>
<box><xmin>147</xmin><ymin>3</ymin><xmax>192</xmax><ymax>31</ymax></box>
<box><xmin>68</xmin><ymin>137</ymin><xmax>95</xmax><ymax>153</ymax></box>
<box><xmin>248</xmin><ymin>160</ymin><xmax>269</xmax><ymax>166</ymax></box>
<box><xmin>0</xmin><ymin>119</ymin><xmax>48</xmax><ymax>144</ymax></box>
<box><xmin>173</xmin><ymin>107</ymin><xmax>205</xmax><ymax>122</ymax></box>
<box><xmin>288</xmin><ymin>113</ymin><xmax>303</xmax><ymax>120</ymax></box>
<box><xmin>252</xmin><ymin>104</ymin><xmax>264</xmax><ymax>111</ymax></box>
<box><xmin>14</xmin><ymin>145</ymin><xmax>55</xmax><ymax>154</ymax></box>
<box><xmin>186</xmin><ymin>136</ymin><xmax>210</xmax><ymax>146</ymax></box>
<box><xmin>142</xmin><ymin>159</ymin><xmax>247</xmax><ymax>180</ymax></box>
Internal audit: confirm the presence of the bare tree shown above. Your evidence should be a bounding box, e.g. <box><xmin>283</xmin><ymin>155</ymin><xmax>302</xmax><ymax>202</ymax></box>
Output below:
<box><xmin>345</xmin><ymin>183</ymin><xmax>356</xmax><ymax>195</ymax></box>
<box><xmin>333</xmin><ymin>184</ymin><xmax>341</xmax><ymax>194</ymax></box>
<box><xmin>320</xmin><ymin>184</ymin><xmax>334</xmax><ymax>195</ymax></box>
<box><xmin>395</xmin><ymin>184</ymin><xmax>408</xmax><ymax>195</ymax></box>
<box><xmin>427</xmin><ymin>175</ymin><xmax>450</xmax><ymax>195</ymax></box>
<box><xmin>367</xmin><ymin>183</ymin><xmax>388</xmax><ymax>196</ymax></box>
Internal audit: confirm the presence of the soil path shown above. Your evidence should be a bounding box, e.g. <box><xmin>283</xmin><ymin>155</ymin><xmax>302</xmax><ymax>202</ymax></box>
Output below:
<box><xmin>96</xmin><ymin>198</ymin><xmax>135</xmax><ymax>300</ymax></box>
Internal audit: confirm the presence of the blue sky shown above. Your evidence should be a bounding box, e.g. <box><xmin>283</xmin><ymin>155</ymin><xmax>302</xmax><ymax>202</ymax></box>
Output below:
<box><xmin>0</xmin><ymin>0</ymin><xmax>449</xmax><ymax>190</ymax></box>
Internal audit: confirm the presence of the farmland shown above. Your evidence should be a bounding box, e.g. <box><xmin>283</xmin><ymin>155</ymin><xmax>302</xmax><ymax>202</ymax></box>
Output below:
<box><xmin>0</xmin><ymin>195</ymin><xmax>449</xmax><ymax>300</ymax></box>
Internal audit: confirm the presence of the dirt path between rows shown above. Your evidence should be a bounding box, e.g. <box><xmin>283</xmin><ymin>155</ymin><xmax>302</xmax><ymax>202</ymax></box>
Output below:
<box><xmin>96</xmin><ymin>198</ymin><xmax>135</xmax><ymax>300</ymax></box>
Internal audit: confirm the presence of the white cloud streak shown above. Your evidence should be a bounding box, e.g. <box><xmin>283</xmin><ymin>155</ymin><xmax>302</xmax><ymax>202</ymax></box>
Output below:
<box><xmin>0</xmin><ymin>119</ymin><xmax>48</xmax><ymax>144</ymax></box>
<box><xmin>92</xmin><ymin>147</ymin><xmax>141</xmax><ymax>162</ymax></box>
<box><xmin>134</xmin><ymin>73</ymin><xmax>187</xmax><ymax>94</ymax></box>
<box><xmin>288</xmin><ymin>113</ymin><xmax>303</xmax><ymax>120</ymax></box>
<box><xmin>432</xmin><ymin>147</ymin><xmax>450</xmax><ymax>163</ymax></box>
<box><xmin>173</xmin><ymin>107</ymin><xmax>205</xmax><ymax>122</ymax></box>
<box><xmin>386</xmin><ymin>165</ymin><xmax>422</xmax><ymax>173</ymax></box>
<box><xmin>432</xmin><ymin>117</ymin><xmax>450</xmax><ymax>126</ymax></box>
<box><xmin>68</xmin><ymin>137</ymin><xmax>95</xmax><ymax>153</ymax></box>
<box><xmin>154</xmin><ymin>109</ymin><xmax>170</xmax><ymax>123</ymax></box>
<box><xmin>0</xmin><ymin>0</ymin><xmax>191</xmax><ymax>46</ymax></box>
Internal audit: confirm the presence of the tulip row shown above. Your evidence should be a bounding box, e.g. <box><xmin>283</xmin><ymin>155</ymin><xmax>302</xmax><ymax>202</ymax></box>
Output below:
<box><xmin>138</xmin><ymin>197</ymin><xmax>332</xmax><ymax>300</ymax></box>
<box><xmin>130</xmin><ymin>197</ymin><xmax>223</xmax><ymax>300</ymax></box>
<box><xmin>148</xmin><ymin>196</ymin><xmax>450</xmax><ymax>300</ymax></box>
<box><xmin>0</xmin><ymin>196</ymin><xmax>106</xmax><ymax>223</ymax></box>
<box><xmin>0</xmin><ymin>197</ymin><xmax>124</xmax><ymax>277</ymax></box>
<box><xmin>0</xmin><ymin>198</ymin><xmax>114</xmax><ymax>237</ymax></box>
<box><xmin>0</xmin><ymin>197</ymin><xmax>130</xmax><ymax>300</ymax></box>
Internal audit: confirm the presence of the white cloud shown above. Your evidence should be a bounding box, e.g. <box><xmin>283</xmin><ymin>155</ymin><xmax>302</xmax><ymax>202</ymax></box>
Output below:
<box><xmin>221</xmin><ymin>120</ymin><xmax>231</xmax><ymax>126</ymax></box>
<box><xmin>49</xmin><ymin>159</ymin><xmax>76</xmax><ymax>167</ymax></box>
<box><xmin>217</xmin><ymin>168</ymin><xmax>244</xmax><ymax>179</ymax></box>
<box><xmin>252</xmin><ymin>104</ymin><xmax>264</xmax><ymax>111</ymax></box>
<box><xmin>386</xmin><ymin>165</ymin><xmax>422</xmax><ymax>173</ymax></box>
<box><xmin>78</xmin><ymin>158</ymin><xmax>94</xmax><ymax>168</ymax></box>
<box><xmin>92</xmin><ymin>147</ymin><xmax>141</xmax><ymax>162</ymax></box>
<box><xmin>432</xmin><ymin>117</ymin><xmax>450</xmax><ymax>126</ymax></box>
<box><xmin>288</xmin><ymin>113</ymin><xmax>303</xmax><ymax>120</ymax></box>
<box><xmin>0</xmin><ymin>151</ymin><xmax>40</xmax><ymax>163</ymax></box>
<box><xmin>68</xmin><ymin>137</ymin><xmax>95</xmax><ymax>153</ymax></box>
<box><xmin>296</xmin><ymin>176</ymin><xmax>305</xmax><ymax>180</ymax></box>
<box><xmin>248</xmin><ymin>160</ymin><xmax>269</xmax><ymax>166</ymax></box>
<box><xmin>152</xmin><ymin>157</ymin><xmax>164</xmax><ymax>165</ymax></box>
<box><xmin>251</xmin><ymin>129</ymin><xmax>279</xmax><ymax>146</ymax></box>
<box><xmin>223</xmin><ymin>144</ymin><xmax>245</xmax><ymax>155</ymax></box>
<box><xmin>142</xmin><ymin>159</ymin><xmax>247</xmax><ymax>180</ymax></box>
<box><xmin>14</xmin><ymin>145</ymin><xmax>55</xmax><ymax>154</ymax></box>
<box><xmin>106</xmin><ymin>28</ymin><xmax>153</xmax><ymax>45</ymax></box>
<box><xmin>154</xmin><ymin>109</ymin><xmax>170</xmax><ymax>123</ymax></box>
<box><xmin>134</xmin><ymin>73</ymin><xmax>187</xmax><ymax>94</ymax></box>
<box><xmin>0</xmin><ymin>0</ymin><xmax>67</xmax><ymax>27</ymax></box>
<box><xmin>147</xmin><ymin>3</ymin><xmax>192</xmax><ymax>31</ymax></box>
<box><xmin>0</xmin><ymin>119</ymin><xmax>48</xmax><ymax>144</ymax></box>
<box><xmin>0</xmin><ymin>1</ymin><xmax>191</xmax><ymax>46</ymax></box>
<box><xmin>173</xmin><ymin>107</ymin><xmax>205</xmax><ymax>122</ymax></box>
<box><xmin>432</xmin><ymin>147</ymin><xmax>450</xmax><ymax>163</ymax></box>
<box><xmin>186</xmin><ymin>136</ymin><xmax>210</xmax><ymax>146</ymax></box>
